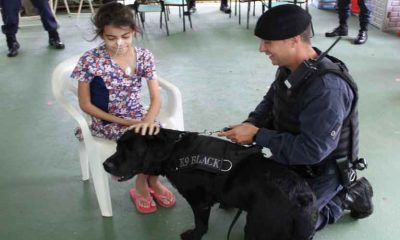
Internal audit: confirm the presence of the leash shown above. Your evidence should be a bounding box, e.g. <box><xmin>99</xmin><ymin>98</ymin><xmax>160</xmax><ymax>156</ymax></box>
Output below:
<box><xmin>199</xmin><ymin>127</ymin><xmax>232</xmax><ymax>136</ymax></box>
<box><xmin>227</xmin><ymin>209</ymin><xmax>243</xmax><ymax>240</ymax></box>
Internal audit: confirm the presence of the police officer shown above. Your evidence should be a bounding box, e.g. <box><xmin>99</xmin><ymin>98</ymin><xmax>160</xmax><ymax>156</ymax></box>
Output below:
<box><xmin>219</xmin><ymin>4</ymin><xmax>373</xmax><ymax>230</ymax></box>
<box><xmin>325</xmin><ymin>0</ymin><xmax>372</xmax><ymax>45</ymax></box>
<box><xmin>1</xmin><ymin>0</ymin><xmax>65</xmax><ymax>57</ymax></box>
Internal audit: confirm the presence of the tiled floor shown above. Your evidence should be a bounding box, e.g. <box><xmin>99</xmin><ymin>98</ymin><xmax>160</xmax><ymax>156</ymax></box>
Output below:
<box><xmin>0</xmin><ymin>3</ymin><xmax>399</xmax><ymax>240</ymax></box>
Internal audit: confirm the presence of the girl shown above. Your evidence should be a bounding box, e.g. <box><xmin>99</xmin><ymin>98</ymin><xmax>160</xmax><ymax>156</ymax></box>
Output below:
<box><xmin>71</xmin><ymin>2</ymin><xmax>176</xmax><ymax>214</ymax></box>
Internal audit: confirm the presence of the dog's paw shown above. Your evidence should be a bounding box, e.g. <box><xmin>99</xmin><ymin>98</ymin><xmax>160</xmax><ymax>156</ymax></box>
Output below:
<box><xmin>180</xmin><ymin>229</ymin><xmax>201</xmax><ymax>240</ymax></box>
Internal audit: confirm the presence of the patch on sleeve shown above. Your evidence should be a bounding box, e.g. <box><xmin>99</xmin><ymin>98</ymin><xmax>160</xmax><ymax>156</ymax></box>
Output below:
<box><xmin>329</xmin><ymin>122</ymin><xmax>342</xmax><ymax>140</ymax></box>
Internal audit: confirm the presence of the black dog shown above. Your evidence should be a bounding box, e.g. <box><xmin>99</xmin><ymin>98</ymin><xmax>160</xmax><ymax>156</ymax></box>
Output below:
<box><xmin>104</xmin><ymin>128</ymin><xmax>317</xmax><ymax>240</ymax></box>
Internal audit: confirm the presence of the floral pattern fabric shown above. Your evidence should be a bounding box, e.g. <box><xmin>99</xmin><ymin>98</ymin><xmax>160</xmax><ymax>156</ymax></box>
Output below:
<box><xmin>71</xmin><ymin>45</ymin><xmax>157</xmax><ymax>141</ymax></box>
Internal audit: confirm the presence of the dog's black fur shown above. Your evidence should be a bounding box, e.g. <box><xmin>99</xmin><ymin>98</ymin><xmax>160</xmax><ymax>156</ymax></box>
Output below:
<box><xmin>104</xmin><ymin>128</ymin><xmax>318</xmax><ymax>240</ymax></box>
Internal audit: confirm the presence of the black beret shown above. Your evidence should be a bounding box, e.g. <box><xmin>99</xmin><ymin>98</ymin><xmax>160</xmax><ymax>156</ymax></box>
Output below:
<box><xmin>255</xmin><ymin>4</ymin><xmax>311</xmax><ymax>40</ymax></box>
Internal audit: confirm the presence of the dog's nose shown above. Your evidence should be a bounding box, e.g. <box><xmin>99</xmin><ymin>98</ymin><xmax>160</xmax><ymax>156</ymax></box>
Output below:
<box><xmin>103</xmin><ymin>161</ymin><xmax>116</xmax><ymax>173</ymax></box>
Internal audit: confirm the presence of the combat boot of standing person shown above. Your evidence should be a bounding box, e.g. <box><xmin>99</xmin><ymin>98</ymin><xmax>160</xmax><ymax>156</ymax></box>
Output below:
<box><xmin>1</xmin><ymin>0</ymin><xmax>65</xmax><ymax>57</ymax></box>
<box><xmin>325</xmin><ymin>0</ymin><xmax>371</xmax><ymax>44</ymax></box>
<box><xmin>220</xmin><ymin>0</ymin><xmax>231</xmax><ymax>14</ymax></box>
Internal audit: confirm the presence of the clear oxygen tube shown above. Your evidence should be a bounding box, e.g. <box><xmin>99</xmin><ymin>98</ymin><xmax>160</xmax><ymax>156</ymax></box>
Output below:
<box><xmin>114</xmin><ymin>38</ymin><xmax>132</xmax><ymax>76</ymax></box>
<box><xmin>115</xmin><ymin>38</ymin><xmax>123</xmax><ymax>56</ymax></box>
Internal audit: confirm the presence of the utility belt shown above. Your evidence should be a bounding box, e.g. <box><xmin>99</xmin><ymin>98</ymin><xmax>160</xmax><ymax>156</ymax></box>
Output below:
<box><xmin>291</xmin><ymin>157</ymin><xmax>368</xmax><ymax>188</ymax></box>
<box><xmin>290</xmin><ymin>160</ymin><xmax>338</xmax><ymax>179</ymax></box>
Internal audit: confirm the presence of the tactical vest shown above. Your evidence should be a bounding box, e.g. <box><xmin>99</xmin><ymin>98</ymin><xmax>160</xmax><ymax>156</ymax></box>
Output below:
<box><xmin>271</xmin><ymin>54</ymin><xmax>359</xmax><ymax>169</ymax></box>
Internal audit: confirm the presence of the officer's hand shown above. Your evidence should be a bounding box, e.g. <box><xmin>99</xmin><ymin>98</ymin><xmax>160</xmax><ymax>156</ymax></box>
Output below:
<box><xmin>218</xmin><ymin>123</ymin><xmax>259</xmax><ymax>145</ymax></box>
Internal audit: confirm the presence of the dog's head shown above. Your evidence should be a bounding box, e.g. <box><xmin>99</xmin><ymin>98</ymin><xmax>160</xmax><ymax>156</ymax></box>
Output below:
<box><xmin>103</xmin><ymin>128</ymin><xmax>187</xmax><ymax>181</ymax></box>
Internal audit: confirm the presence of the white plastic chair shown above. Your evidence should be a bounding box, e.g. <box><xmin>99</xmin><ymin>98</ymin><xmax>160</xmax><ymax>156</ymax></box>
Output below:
<box><xmin>53</xmin><ymin>0</ymin><xmax>94</xmax><ymax>17</ymax></box>
<box><xmin>51</xmin><ymin>55</ymin><xmax>184</xmax><ymax>217</ymax></box>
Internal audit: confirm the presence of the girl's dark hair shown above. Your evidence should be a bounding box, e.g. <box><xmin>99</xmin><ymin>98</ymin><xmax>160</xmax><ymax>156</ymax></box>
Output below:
<box><xmin>91</xmin><ymin>2</ymin><xmax>140</xmax><ymax>39</ymax></box>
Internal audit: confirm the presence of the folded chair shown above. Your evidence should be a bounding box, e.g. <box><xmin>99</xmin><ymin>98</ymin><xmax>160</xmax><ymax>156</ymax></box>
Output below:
<box><xmin>234</xmin><ymin>0</ymin><xmax>265</xmax><ymax>29</ymax></box>
<box><xmin>132</xmin><ymin>0</ymin><xmax>170</xmax><ymax>35</ymax></box>
<box><xmin>53</xmin><ymin>0</ymin><xmax>94</xmax><ymax>17</ymax></box>
<box><xmin>163</xmin><ymin>0</ymin><xmax>193</xmax><ymax>32</ymax></box>
<box><xmin>51</xmin><ymin>55</ymin><xmax>184</xmax><ymax>217</ymax></box>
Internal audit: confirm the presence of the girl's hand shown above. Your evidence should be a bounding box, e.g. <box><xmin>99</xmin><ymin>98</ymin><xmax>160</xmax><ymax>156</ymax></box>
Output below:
<box><xmin>128</xmin><ymin>121</ymin><xmax>160</xmax><ymax>136</ymax></box>
<box><xmin>124</xmin><ymin>119</ymin><xmax>141</xmax><ymax>126</ymax></box>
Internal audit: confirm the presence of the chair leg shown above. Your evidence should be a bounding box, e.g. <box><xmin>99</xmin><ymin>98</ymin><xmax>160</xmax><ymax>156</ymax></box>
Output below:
<box><xmin>88</xmin><ymin>151</ymin><xmax>113</xmax><ymax>217</ymax></box>
<box><xmin>63</xmin><ymin>0</ymin><xmax>71</xmax><ymax>15</ymax></box>
<box><xmin>166</xmin><ymin>6</ymin><xmax>170</xmax><ymax>21</ymax></box>
<box><xmin>188</xmin><ymin>10</ymin><xmax>193</xmax><ymax>29</ymax></box>
<box><xmin>87</xmin><ymin>0</ymin><xmax>94</xmax><ymax>14</ymax></box>
<box><xmin>141</xmin><ymin>12</ymin><xmax>146</xmax><ymax>22</ymax></box>
<box><xmin>182</xmin><ymin>2</ymin><xmax>186</xmax><ymax>32</ymax></box>
<box><xmin>164</xmin><ymin>11</ymin><xmax>169</xmax><ymax>35</ymax></box>
<box><xmin>238</xmin><ymin>2</ymin><xmax>241</xmax><ymax>25</ymax></box>
<box><xmin>247</xmin><ymin>1</ymin><xmax>250</xmax><ymax>29</ymax></box>
<box><xmin>161</xmin><ymin>3</ymin><xmax>169</xmax><ymax>36</ymax></box>
<box><xmin>77</xmin><ymin>0</ymin><xmax>83</xmax><ymax>17</ymax></box>
<box><xmin>182</xmin><ymin>9</ymin><xmax>186</xmax><ymax>32</ymax></box>
<box><xmin>79</xmin><ymin>142</ymin><xmax>90</xmax><ymax>181</ymax></box>
<box><xmin>160</xmin><ymin>11</ymin><xmax>163</xmax><ymax>29</ymax></box>
<box><xmin>139</xmin><ymin>12</ymin><xmax>145</xmax><ymax>29</ymax></box>
<box><xmin>229</xmin><ymin>0</ymin><xmax>232</xmax><ymax>18</ymax></box>
<box><xmin>235</xmin><ymin>0</ymin><xmax>238</xmax><ymax>16</ymax></box>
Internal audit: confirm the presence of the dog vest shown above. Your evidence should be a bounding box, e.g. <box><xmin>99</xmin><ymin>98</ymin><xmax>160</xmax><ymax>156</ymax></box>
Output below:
<box><xmin>170</xmin><ymin>134</ymin><xmax>262</xmax><ymax>174</ymax></box>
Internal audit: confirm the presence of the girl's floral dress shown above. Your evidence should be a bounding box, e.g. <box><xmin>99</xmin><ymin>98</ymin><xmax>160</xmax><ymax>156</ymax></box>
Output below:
<box><xmin>71</xmin><ymin>45</ymin><xmax>157</xmax><ymax>141</ymax></box>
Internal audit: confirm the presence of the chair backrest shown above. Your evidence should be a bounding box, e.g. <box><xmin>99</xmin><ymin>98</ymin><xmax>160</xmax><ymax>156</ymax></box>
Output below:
<box><xmin>51</xmin><ymin>55</ymin><xmax>184</xmax><ymax>135</ymax></box>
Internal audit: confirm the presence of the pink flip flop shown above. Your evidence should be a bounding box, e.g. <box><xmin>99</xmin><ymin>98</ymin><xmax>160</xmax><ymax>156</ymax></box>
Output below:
<box><xmin>130</xmin><ymin>188</ymin><xmax>157</xmax><ymax>214</ymax></box>
<box><xmin>150</xmin><ymin>186</ymin><xmax>176</xmax><ymax>208</ymax></box>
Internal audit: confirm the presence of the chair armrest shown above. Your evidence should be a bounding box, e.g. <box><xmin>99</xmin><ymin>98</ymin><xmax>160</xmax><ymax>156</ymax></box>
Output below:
<box><xmin>158</xmin><ymin>77</ymin><xmax>184</xmax><ymax>130</ymax></box>
<box><xmin>51</xmin><ymin>55</ymin><xmax>96</xmax><ymax>145</ymax></box>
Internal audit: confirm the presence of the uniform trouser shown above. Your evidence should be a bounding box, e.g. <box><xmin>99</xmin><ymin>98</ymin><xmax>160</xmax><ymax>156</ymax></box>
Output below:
<box><xmin>1</xmin><ymin>0</ymin><xmax>58</xmax><ymax>35</ymax></box>
<box><xmin>305</xmin><ymin>170</ymin><xmax>345</xmax><ymax>230</ymax></box>
<box><xmin>338</xmin><ymin>0</ymin><xmax>372</xmax><ymax>31</ymax></box>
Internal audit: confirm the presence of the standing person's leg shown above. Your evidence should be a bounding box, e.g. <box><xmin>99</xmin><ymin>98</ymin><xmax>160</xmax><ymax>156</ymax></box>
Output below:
<box><xmin>325</xmin><ymin>0</ymin><xmax>351</xmax><ymax>37</ymax></box>
<box><xmin>353</xmin><ymin>0</ymin><xmax>371</xmax><ymax>44</ymax></box>
<box><xmin>337</xmin><ymin>0</ymin><xmax>351</xmax><ymax>30</ymax></box>
<box><xmin>187</xmin><ymin>0</ymin><xmax>196</xmax><ymax>14</ymax></box>
<box><xmin>220</xmin><ymin>0</ymin><xmax>231</xmax><ymax>14</ymax></box>
<box><xmin>358</xmin><ymin>0</ymin><xmax>371</xmax><ymax>31</ymax></box>
<box><xmin>30</xmin><ymin>0</ymin><xmax>65</xmax><ymax>49</ymax></box>
<box><xmin>1</xmin><ymin>0</ymin><xmax>22</xmax><ymax>57</ymax></box>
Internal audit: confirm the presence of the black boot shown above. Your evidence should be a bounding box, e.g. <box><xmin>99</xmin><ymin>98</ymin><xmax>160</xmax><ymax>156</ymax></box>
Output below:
<box><xmin>48</xmin><ymin>31</ymin><xmax>65</xmax><ymax>49</ymax></box>
<box><xmin>6</xmin><ymin>34</ymin><xmax>20</xmax><ymax>57</ymax></box>
<box><xmin>184</xmin><ymin>2</ymin><xmax>196</xmax><ymax>15</ymax></box>
<box><xmin>325</xmin><ymin>26</ymin><xmax>348</xmax><ymax>37</ymax></box>
<box><xmin>353</xmin><ymin>30</ymin><xmax>368</xmax><ymax>45</ymax></box>
<box><xmin>333</xmin><ymin>177</ymin><xmax>374</xmax><ymax>219</ymax></box>
<box><xmin>188</xmin><ymin>0</ymin><xmax>196</xmax><ymax>14</ymax></box>
<box><xmin>220</xmin><ymin>4</ymin><xmax>231</xmax><ymax>14</ymax></box>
